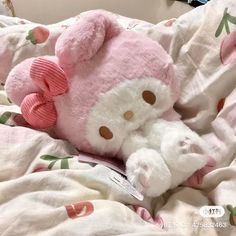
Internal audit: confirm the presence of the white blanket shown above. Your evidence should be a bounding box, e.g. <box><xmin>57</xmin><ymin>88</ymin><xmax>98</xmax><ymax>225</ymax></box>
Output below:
<box><xmin>1</xmin><ymin>0</ymin><xmax>236</xmax><ymax>235</ymax></box>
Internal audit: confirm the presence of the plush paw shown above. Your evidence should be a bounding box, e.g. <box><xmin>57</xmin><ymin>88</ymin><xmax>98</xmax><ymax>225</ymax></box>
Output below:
<box><xmin>161</xmin><ymin>134</ymin><xmax>209</xmax><ymax>174</ymax></box>
<box><xmin>179</xmin><ymin>137</ymin><xmax>204</xmax><ymax>155</ymax></box>
<box><xmin>126</xmin><ymin>148</ymin><xmax>171</xmax><ymax>197</ymax></box>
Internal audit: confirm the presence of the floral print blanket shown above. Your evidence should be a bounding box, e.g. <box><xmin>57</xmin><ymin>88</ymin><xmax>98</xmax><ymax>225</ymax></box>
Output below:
<box><xmin>1</xmin><ymin>0</ymin><xmax>236</xmax><ymax>235</ymax></box>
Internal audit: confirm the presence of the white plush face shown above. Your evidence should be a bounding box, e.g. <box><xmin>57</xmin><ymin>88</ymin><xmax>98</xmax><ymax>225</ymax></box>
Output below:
<box><xmin>86</xmin><ymin>78</ymin><xmax>173</xmax><ymax>155</ymax></box>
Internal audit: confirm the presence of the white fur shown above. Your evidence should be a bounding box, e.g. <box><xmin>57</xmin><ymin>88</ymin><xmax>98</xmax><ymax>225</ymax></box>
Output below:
<box><xmin>86</xmin><ymin>78</ymin><xmax>172</xmax><ymax>155</ymax></box>
<box><xmin>126</xmin><ymin>148</ymin><xmax>172</xmax><ymax>197</ymax></box>
<box><xmin>86</xmin><ymin>77</ymin><xmax>208</xmax><ymax>197</ymax></box>
<box><xmin>122</xmin><ymin>119</ymin><xmax>208</xmax><ymax>197</ymax></box>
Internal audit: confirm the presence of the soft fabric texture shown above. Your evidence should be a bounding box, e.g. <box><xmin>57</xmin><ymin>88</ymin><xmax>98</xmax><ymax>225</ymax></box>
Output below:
<box><xmin>5</xmin><ymin>11</ymin><xmax>210</xmax><ymax>197</ymax></box>
<box><xmin>0</xmin><ymin>99</ymin><xmax>235</xmax><ymax>235</ymax></box>
<box><xmin>165</xmin><ymin>0</ymin><xmax>236</xmax><ymax>134</ymax></box>
<box><xmin>20</xmin><ymin>57</ymin><xmax>68</xmax><ymax>129</ymax></box>
<box><xmin>0</xmin><ymin>11</ymin><xmax>151</xmax><ymax>86</ymax></box>
<box><xmin>1</xmin><ymin>1</ymin><xmax>236</xmax><ymax>235</ymax></box>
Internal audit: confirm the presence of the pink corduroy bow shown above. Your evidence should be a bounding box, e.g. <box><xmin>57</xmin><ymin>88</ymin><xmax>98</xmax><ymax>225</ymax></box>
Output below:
<box><xmin>21</xmin><ymin>58</ymin><xmax>68</xmax><ymax>129</ymax></box>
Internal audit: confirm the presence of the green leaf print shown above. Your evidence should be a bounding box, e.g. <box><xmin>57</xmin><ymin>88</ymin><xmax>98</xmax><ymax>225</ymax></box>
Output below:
<box><xmin>226</xmin><ymin>204</ymin><xmax>236</xmax><ymax>226</ymax></box>
<box><xmin>215</xmin><ymin>8</ymin><xmax>236</xmax><ymax>37</ymax></box>
<box><xmin>40</xmin><ymin>155</ymin><xmax>61</xmax><ymax>161</ymax></box>
<box><xmin>26</xmin><ymin>31</ymin><xmax>37</xmax><ymax>45</ymax></box>
<box><xmin>215</xmin><ymin>8</ymin><xmax>229</xmax><ymax>37</ymax></box>
<box><xmin>225</xmin><ymin>19</ymin><xmax>230</xmax><ymax>34</ymax></box>
<box><xmin>7</xmin><ymin>97</ymin><xmax>12</xmax><ymax>104</ymax></box>
<box><xmin>0</xmin><ymin>111</ymin><xmax>12</xmax><ymax>124</ymax></box>
<box><xmin>215</xmin><ymin>18</ymin><xmax>226</xmax><ymax>37</ymax></box>
<box><xmin>40</xmin><ymin>155</ymin><xmax>73</xmax><ymax>170</ymax></box>
<box><xmin>48</xmin><ymin>160</ymin><xmax>57</xmax><ymax>170</ymax></box>
<box><xmin>227</xmin><ymin>14</ymin><xmax>236</xmax><ymax>24</ymax></box>
<box><xmin>61</xmin><ymin>159</ymin><xmax>69</xmax><ymax>169</ymax></box>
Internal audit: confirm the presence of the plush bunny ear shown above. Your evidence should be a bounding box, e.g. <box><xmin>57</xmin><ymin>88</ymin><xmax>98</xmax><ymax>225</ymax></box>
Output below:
<box><xmin>55</xmin><ymin>11</ymin><xmax>121</xmax><ymax>69</ymax></box>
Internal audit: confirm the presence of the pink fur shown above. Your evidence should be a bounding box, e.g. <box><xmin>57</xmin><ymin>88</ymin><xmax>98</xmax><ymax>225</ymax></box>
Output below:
<box><xmin>5</xmin><ymin>11</ymin><xmax>179</xmax><ymax>154</ymax></box>
<box><xmin>56</xmin><ymin>11</ymin><xmax>121</xmax><ymax>70</ymax></box>
<box><xmin>5</xmin><ymin>58</ymin><xmax>40</xmax><ymax>106</ymax></box>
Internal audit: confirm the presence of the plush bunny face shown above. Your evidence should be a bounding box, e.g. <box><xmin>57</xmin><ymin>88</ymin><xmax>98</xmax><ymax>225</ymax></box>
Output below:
<box><xmin>53</xmin><ymin>20</ymin><xmax>178</xmax><ymax>155</ymax></box>
<box><xmin>55</xmin><ymin>77</ymin><xmax>175</xmax><ymax>155</ymax></box>
<box><xmin>5</xmin><ymin>11</ymin><xmax>179</xmax><ymax>156</ymax></box>
<box><xmin>85</xmin><ymin>79</ymin><xmax>173</xmax><ymax>154</ymax></box>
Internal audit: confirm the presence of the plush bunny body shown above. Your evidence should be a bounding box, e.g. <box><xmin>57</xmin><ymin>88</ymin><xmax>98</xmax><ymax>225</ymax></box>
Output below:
<box><xmin>5</xmin><ymin>11</ymin><xmax>209</xmax><ymax>197</ymax></box>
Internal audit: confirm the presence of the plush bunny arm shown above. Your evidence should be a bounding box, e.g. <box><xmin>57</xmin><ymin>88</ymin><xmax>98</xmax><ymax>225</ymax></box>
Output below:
<box><xmin>126</xmin><ymin>148</ymin><xmax>172</xmax><ymax>197</ymax></box>
<box><xmin>159</xmin><ymin>120</ymin><xmax>209</xmax><ymax>173</ymax></box>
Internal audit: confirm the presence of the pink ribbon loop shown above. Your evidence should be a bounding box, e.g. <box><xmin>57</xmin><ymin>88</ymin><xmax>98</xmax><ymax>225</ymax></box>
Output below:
<box><xmin>30</xmin><ymin>57</ymin><xmax>68</xmax><ymax>97</ymax></box>
<box><xmin>21</xmin><ymin>57</ymin><xmax>69</xmax><ymax>129</ymax></box>
<box><xmin>21</xmin><ymin>93</ymin><xmax>57</xmax><ymax>129</ymax></box>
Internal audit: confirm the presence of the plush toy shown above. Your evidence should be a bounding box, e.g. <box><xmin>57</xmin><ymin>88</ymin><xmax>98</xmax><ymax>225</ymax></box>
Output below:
<box><xmin>5</xmin><ymin>11</ymin><xmax>210</xmax><ymax>197</ymax></box>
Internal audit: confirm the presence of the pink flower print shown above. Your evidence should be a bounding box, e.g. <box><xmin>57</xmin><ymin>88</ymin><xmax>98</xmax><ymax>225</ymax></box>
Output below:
<box><xmin>130</xmin><ymin>205</ymin><xmax>164</xmax><ymax>228</ymax></box>
<box><xmin>164</xmin><ymin>19</ymin><xmax>176</xmax><ymax>27</ymax></box>
<box><xmin>65</xmin><ymin>201</ymin><xmax>94</xmax><ymax>219</ymax></box>
<box><xmin>32</xmin><ymin>164</ymin><xmax>49</xmax><ymax>173</ymax></box>
<box><xmin>19</xmin><ymin>20</ymin><xmax>27</xmax><ymax>24</ymax></box>
<box><xmin>26</xmin><ymin>26</ymin><xmax>50</xmax><ymax>45</ymax></box>
<box><xmin>220</xmin><ymin>31</ymin><xmax>236</xmax><ymax>65</ymax></box>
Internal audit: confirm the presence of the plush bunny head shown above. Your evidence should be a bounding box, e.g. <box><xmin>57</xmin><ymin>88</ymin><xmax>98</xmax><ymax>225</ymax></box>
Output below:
<box><xmin>6</xmin><ymin>11</ymin><xmax>180</xmax><ymax>156</ymax></box>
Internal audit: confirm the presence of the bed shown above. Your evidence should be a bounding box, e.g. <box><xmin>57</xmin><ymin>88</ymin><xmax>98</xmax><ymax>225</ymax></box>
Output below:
<box><xmin>0</xmin><ymin>0</ymin><xmax>236</xmax><ymax>235</ymax></box>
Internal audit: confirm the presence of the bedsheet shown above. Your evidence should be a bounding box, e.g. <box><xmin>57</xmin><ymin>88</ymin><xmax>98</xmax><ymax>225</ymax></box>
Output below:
<box><xmin>1</xmin><ymin>100</ymin><xmax>236</xmax><ymax>236</ymax></box>
<box><xmin>0</xmin><ymin>101</ymin><xmax>234</xmax><ymax>236</ymax></box>
<box><xmin>1</xmin><ymin>0</ymin><xmax>236</xmax><ymax>235</ymax></box>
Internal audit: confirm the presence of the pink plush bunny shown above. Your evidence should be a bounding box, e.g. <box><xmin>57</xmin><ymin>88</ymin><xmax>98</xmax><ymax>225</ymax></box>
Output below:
<box><xmin>5</xmin><ymin>11</ymin><xmax>210</xmax><ymax>197</ymax></box>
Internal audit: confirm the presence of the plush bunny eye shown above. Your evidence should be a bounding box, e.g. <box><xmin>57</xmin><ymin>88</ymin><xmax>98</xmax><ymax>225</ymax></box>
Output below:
<box><xmin>99</xmin><ymin>126</ymin><xmax>113</xmax><ymax>140</ymax></box>
<box><xmin>142</xmin><ymin>90</ymin><xmax>156</xmax><ymax>105</ymax></box>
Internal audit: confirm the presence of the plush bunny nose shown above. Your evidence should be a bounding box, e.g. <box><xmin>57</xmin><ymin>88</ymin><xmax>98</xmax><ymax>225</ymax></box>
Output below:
<box><xmin>123</xmin><ymin>110</ymin><xmax>134</xmax><ymax>120</ymax></box>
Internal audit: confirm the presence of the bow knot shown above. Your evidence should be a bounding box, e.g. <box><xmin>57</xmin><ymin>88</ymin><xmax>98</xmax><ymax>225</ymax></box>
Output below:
<box><xmin>21</xmin><ymin>58</ymin><xmax>68</xmax><ymax>129</ymax></box>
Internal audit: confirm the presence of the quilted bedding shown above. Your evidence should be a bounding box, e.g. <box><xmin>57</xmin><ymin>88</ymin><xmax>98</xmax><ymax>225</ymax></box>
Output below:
<box><xmin>0</xmin><ymin>0</ymin><xmax>236</xmax><ymax>235</ymax></box>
